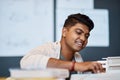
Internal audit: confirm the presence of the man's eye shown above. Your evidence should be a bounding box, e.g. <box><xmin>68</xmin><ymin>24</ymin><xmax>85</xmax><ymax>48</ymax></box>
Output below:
<box><xmin>77</xmin><ymin>31</ymin><xmax>81</xmax><ymax>34</ymax></box>
<box><xmin>76</xmin><ymin>30</ymin><xmax>82</xmax><ymax>35</ymax></box>
<box><xmin>76</xmin><ymin>32</ymin><xmax>82</xmax><ymax>35</ymax></box>
<box><xmin>85</xmin><ymin>35</ymin><xmax>89</xmax><ymax>39</ymax></box>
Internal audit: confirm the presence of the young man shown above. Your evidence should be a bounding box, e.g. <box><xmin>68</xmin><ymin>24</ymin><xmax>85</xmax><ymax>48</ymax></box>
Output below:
<box><xmin>20</xmin><ymin>13</ymin><xmax>104</xmax><ymax>73</ymax></box>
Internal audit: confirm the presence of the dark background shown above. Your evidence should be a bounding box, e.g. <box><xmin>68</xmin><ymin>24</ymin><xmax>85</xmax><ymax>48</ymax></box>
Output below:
<box><xmin>0</xmin><ymin>0</ymin><xmax>120</xmax><ymax>77</ymax></box>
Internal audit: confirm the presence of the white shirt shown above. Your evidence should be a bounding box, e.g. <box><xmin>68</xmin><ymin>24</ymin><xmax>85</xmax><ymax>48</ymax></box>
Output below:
<box><xmin>20</xmin><ymin>41</ymin><xmax>83</xmax><ymax>69</ymax></box>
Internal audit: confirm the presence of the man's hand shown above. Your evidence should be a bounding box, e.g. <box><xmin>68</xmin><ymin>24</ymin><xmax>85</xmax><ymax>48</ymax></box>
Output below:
<box><xmin>74</xmin><ymin>61</ymin><xmax>105</xmax><ymax>73</ymax></box>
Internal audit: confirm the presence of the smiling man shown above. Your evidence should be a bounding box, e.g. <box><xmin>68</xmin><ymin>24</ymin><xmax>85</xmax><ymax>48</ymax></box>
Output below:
<box><xmin>20</xmin><ymin>13</ymin><xmax>104</xmax><ymax>73</ymax></box>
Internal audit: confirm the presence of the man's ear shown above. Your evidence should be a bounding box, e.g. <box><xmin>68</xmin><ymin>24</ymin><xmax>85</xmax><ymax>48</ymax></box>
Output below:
<box><xmin>62</xmin><ymin>27</ymin><xmax>67</xmax><ymax>37</ymax></box>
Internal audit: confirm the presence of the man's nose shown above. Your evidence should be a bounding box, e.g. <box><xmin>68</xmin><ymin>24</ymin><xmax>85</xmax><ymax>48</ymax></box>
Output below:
<box><xmin>79</xmin><ymin>34</ymin><xmax>86</xmax><ymax>41</ymax></box>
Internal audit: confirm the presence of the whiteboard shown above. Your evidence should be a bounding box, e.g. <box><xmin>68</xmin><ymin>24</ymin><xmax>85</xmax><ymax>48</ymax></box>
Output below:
<box><xmin>0</xmin><ymin>0</ymin><xmax>54</xmax><ymax>56</ymax></box>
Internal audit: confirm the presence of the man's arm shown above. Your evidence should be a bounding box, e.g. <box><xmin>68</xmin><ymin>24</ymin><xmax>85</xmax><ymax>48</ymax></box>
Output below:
<box><xmin>47</xmin><ymin>58</ymin><xmax>104</xmax><ymax>73</ymax></box>
<box><xmin>47</xmin><ymin>58</ymin><xmax>73</xmax><ymax>70</ymax></box>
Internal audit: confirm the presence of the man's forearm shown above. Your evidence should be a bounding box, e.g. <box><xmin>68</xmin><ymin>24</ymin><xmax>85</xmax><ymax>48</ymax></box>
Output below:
<box><xmin>47</xmin><ymin>58</ymin><xmax>105</xmax><ymax>73</ymax></box>
<box><xmin>47</xmin><ymin>58</ymin><xmax>73</xmax><ymax>71</ymax></box>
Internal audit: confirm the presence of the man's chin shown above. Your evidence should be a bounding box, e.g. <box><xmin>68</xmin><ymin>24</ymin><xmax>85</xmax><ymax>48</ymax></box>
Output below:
<box><xmin>75</xmin><ymin>48</ymin><xmax>83</xmax><ymax>52</ymax></box>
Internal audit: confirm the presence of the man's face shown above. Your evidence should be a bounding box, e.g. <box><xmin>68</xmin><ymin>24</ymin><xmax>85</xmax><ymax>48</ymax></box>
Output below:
<box><xmin>62</xmin><ymin>23</ymin><xmax>90</xmax><ymax>52</ymax></box>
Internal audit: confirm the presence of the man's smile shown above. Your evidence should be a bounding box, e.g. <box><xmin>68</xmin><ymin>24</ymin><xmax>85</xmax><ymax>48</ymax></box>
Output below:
<box><xmin>75</xmin><ymin>40</ymin><xmax>83</xmax><ymax>47</ymax></box>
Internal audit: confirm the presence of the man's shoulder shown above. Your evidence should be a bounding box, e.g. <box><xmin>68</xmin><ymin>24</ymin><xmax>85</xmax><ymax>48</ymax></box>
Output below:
<box><xmin>33</xmin><ymin>41</ymin><xmax>60</xmax><ymax>50</ymax></box>
<box><xmin>26</xmin><ymin>41</ymin><xmax>60</xmax><ymax>55</ymax></box>
<box><xmin>41</xmin><ymin>41</ymin><xmax>60</xmax><ymax>47</ymax></box>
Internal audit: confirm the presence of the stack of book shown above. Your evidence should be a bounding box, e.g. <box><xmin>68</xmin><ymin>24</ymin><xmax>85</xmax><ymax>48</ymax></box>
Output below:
<box><xmin>70</xmin><ymin>70</ymin><xmax>120</xmax><ymax>80</ymax></box>
<box><xmin>8</xmin><ymin>68</ymin><xmax>69</xmax><ymax>80</ymax></box>
<box><xmin>106</xmin><ymin>56</ymin><xmax>120</xmax><ymax>71</ymax></box>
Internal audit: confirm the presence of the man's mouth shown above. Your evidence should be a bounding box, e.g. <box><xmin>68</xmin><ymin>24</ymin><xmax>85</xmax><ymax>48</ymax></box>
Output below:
<box><xmin>75</xmin><ymin>40</ymin><xmax>83</xmax><ymax>47</ymax></box>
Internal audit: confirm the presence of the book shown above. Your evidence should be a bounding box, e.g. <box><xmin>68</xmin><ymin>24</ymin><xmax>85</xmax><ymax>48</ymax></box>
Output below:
<box><xmin>100</xmin><ymin>56</ymin><xmax>120</xmax><ymax>71</ymax></box>
<box><xmin>9</xmin><ymin>68</ymin><xmax>69</xmax><ymax>80</ymax></box>
<box><xmin>70</xmin><ymin>70</ymin><xmax>120</xmax><ymax>80</ymax></box>
<box><xmin>106</xmin><ymin>56</ymin><xmax>120</xmax><ymax>71</ymax></box>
